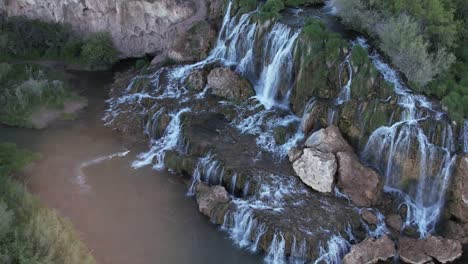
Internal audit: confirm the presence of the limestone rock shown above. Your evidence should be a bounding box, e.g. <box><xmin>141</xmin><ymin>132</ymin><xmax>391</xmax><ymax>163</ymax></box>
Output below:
<box><xmin>195</xmin><ymin>183</ymin><xmax>230</xmax><ymax>218</ymax></box>
<box><xmin>342</xmin><ymin>235</ymin><xmax>395</xmax><ymax>264</ymax></box>
<box><xmin>207</xmin><ymin>67</ymin><xmax>254</xmax><ymax>101</ymax></box>
<box><xmin>336</xmin><ymin>151</ymin><xmax>382</xmax><ymax>207</ymax></box>
<box><xmin>386</xmin><ymin>214</ymin><xmax>402</xmax><ymax>232</ymax></box>
<box><xmin>288</xmin><ymin>147</ymin><xmax>303</xmax><ymax>163</ymax></box>
<box><xmin>168</xmin><ymin>20</ymin><xmax>217</xmax><ymax>63</ymax></box>
<box><xmin>446</xmin><ymin>155</ymin><xmax>468</xmax><ymax>242</ymax></box>
<box><xmin>361</xmin><ymin>209</ymin><xmax>378</xmax><ymax>225</ymax></box>
<box><xmin>292</xmin><ymin>148</ymin><xmax>337</xmax><ymax>193</ymax></box>
<box><xmin>186</xmin><ymin>69</ymin><xmax>207</xmax><ymax>91</ymax></box>
<box><xmin>398</xmin><ymin>236</ymin><xmax>463</xmax><ymax>264</ymax></box>
<box><xmin>304</xmin><ymin>126</ymin><xmax>354</xmax><ymax>154</ymax></box>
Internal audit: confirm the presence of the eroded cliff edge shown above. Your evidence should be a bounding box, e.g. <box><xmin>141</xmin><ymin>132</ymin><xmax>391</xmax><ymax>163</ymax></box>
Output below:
<box><xmin>1</xmin><ymin>0</ymin><xmax>224</xmax><ymax>58</ymax></box>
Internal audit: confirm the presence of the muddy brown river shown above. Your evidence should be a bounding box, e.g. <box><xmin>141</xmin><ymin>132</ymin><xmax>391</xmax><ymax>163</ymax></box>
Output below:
<box><xmin>0</xmin><ymin>68</ymin><xmax>262</xmax><ymax>264</ymax></box>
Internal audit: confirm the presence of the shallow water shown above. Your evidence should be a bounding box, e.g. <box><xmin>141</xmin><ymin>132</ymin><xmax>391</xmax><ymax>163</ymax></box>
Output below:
<box><xmin>0</xmin><ymin>69</ymin><xmax>262</xmax><ymax>264</ymax></box>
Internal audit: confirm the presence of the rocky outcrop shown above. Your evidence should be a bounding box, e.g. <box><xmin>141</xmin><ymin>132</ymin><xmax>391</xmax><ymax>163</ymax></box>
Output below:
<box><xmin>445</xmin><ymin>155</ymin><xmax>468</xmax><ymax>243</ymax></box>
<box><xmin>304</xmin><ymin>126</ymin><xmax>354</xmax><ymax>154</ymax></box>
<box><xmin>361</xmin><ymin>209</ymin><xmax>378</xmax><ymax>226</ymax></box>
<box><xmin>206</xmin><ymin>67</ymin><xmax>255</xmax><ymax>102</ymax></box>
<box><xmin>386</xmin><ymin>214</ymin><xmax>402</xmax><ymax>232</ymax></box>
<box><xmin>186</xmin><ymin>69</ymin><xmax>208</xmax><ymax>91</ymax></box>
<box><xmin>342</xmin><ymin>235</ymin><xmax>395</xmax><ymax>264</ymax></box>
<box><xmin>3</xmin><ymin>0</ymin><xmax>223</xmax><ymax>58</ymax></box>
<box><xmin>336</xmin><ymin>151</ymin><xmax>382</xmax><ymax>207</ymax></box>
<box><xmin>167</xmin><ymin>20</ymin><xmax>217</xmax><ymax>63</ymax></box>
<box><xmin>398</xmin><ymin>236</ymin><xmax>463</xmax><ymax>264</ymax></box>
<box><xmin>292</xmin><ymin>148</ymin><xmax>337</xmax><ymax>193</ymax></box>
<box><xmin>195</xmin><ymin>183</ymin><xmax>230</xmax><ymax>218</ymax></box>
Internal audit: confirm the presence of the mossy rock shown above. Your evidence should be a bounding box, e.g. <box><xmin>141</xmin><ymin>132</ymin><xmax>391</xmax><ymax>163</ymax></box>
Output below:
<box><xmin>164</xmin><ymin>150</ymin><xmax>196</xmax><ymax>176</ymax></box>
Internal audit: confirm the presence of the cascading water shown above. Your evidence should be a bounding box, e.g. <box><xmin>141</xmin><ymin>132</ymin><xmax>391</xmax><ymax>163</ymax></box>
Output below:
<box><xmin>359</xmin><ymin>38</ymin><xmax>457</xmax><ymax>236</ymax></box>
<box><xmin>132</xmin><ymin>108</ymin><xmax>190</xmax><ymax>170</ymax></box>
<box><xmin>103</xmin><ymin>0</ymin><xmax>464</xmax><ymax>262</ymax></box>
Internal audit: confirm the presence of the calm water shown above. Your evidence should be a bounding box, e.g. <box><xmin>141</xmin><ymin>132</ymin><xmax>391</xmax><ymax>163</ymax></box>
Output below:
<box><xmin>0</xmin><ymin>68</ymin><xmax>262</xmax><ymax>264</ymax></box>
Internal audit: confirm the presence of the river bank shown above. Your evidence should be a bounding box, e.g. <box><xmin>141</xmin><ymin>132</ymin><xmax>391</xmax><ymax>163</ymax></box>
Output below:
<box><xmin>0</xmin><ymin>67</ymin><xmax>262</xmax><ymax>264</ymax></box>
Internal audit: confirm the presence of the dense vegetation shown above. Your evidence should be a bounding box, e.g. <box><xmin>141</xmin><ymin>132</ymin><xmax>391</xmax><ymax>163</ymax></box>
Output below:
<box><xmin>0</xmin><ymin>63</ymin><xmax>81</xmax><ymax>127</ymax></box>
<box><xmin>332</xmin><ymin>0</ymin><xmax>467</xmax><ymax>121</ymax></box>
<box><xmin>235</xmin><ymin>0</ymin><xmax>322</xmax><ymax>21</ymax></box>
<box><xmin>0</xmin><ymin>143</ymin><xmax>95</xmax><ymax>264</ymax></box>
<box><xmin>0</xmin><ymin>16</ymin><xmax>118</xmax><ymax>70</ymax></box>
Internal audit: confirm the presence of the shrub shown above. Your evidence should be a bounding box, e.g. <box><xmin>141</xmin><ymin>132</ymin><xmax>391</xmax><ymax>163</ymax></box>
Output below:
<box><xmin>376</xmin><ymin>14</ymin><xmax>455</xmax><ymax>85</ymax></box>
<box><xmin>0</xmin><ymin>143</ymin><xmax>38</xmax><ymax>174</ymax></box>
<box><xmin>261</xmin><ymin>0</ymin><xmax>285</xmax><ymax>13</ymax></box>
<box><xmin>0</xmin><ymin>63</ymin><xmax>79</xmax><ymax>127</ymax></box>
<box><xmin>0</xmin><ymin>201</ymin><xmax>13</xmax><ymax>238</ymax></box>
<box><xmin>81</xmin><ymin>32</ymin><xmax>118</xmax><ymax>70</ymax></box>
<box><xmin>0</xmin><ymin>143</ymin><xmax>95</xmax><ymax>264</ymax></box>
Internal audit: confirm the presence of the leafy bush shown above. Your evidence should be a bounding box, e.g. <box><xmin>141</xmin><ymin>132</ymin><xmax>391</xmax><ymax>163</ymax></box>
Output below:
<box><xmin>0</xmin><ymin>143</ymin><xmax>95</xmax><ymax>264</ymax></box>
<box><xmin>376</xmin><ymin>14</ymin><xmax>455</xmax><ymax>85</ymax></box>
<box><xmin>81</xmin><ymin>32</ymin><xmax>118</xmax><ymax>70</ymax></box>
<box><xmin>0</xmin><ymin>17</ymin><xmax>119</xmax><ymax>69</ymax></box>
<box><xmin>0</xmin><ymin>63</ymin><xmax>80</xmax><ymax>127</ymax></box>
<box><xmin>0</xmin><ymin>143</ymin><xmax>39</xmax><ymax>174</ymax></box>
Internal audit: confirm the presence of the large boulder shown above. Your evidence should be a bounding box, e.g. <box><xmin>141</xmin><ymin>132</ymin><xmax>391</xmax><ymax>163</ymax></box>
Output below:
<box><xmin>195</xmin><ymin>183</ymin><xmax>230</xmax><ymax>218</ymax></box>
<box><xmin>398</xmin><ymin>236</ymin><xmax>463</xmax><ymax>264</ymax></box>
<box><xmin>336</xmin><ymin>151</ymin><xmax>382</xmax><ymax>207</ymax></box>
<box><xmin>445</xmin><ymin>155</ymin><xmax>468</xmax><ymax>242</ymax></box>
<box><xmin>206</xmin><ymin>67</ymin><xmax>255</xmax><ymax>102</ymax></box>
<box><xmin>292</xmin><ymin>148</ymin><xmax>337</xmax><ymax>193</ymax></box>
<box><xmin>304</xmin><ymin>126</ymin><xmax>354</xmax><ymax>154</ymax></box>
<box><xmin>342</xmin><ymin>235</ymin><xmax>395</xmax><ymax>264</ymax></box>
<box><xmin>186</xmin><ymin>69</ymin><xmax>208</xmax><ymax>91</ymax></box>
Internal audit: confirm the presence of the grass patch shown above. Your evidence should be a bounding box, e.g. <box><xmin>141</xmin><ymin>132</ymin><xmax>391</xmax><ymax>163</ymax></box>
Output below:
<box><xmin>0</xmin><ymin>143</ymin><xmax>95</xmax><ymax>264</ymax></box>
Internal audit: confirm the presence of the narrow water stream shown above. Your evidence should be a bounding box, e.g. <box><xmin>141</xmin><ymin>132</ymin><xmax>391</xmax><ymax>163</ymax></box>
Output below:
<box><xmin>0</xmin><ymin>69</ymin><xmax>262</xmax><ymax>264</ymax></box>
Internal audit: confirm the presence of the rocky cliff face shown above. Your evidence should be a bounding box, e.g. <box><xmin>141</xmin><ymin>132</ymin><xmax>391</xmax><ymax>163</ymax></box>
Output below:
<box><xmin>2</xmin><ymin>0</ymin><xmax>223</xmax><ymax>58</ymax></box>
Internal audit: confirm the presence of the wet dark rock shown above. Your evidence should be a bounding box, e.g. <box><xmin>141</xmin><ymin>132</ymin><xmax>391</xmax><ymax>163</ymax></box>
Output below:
<box><xmin>304</xmin><ymin>126</ymin><xmax>354</xmax><ymax>154</ymax></box>
<box><xmin>361</xmin><ymin>209</ymin><xmax>378</xmax><ymax>226</ymax></box>
<box><xmin>292</xmin><ymin>148</ymin><xmax>337</xmax><ymax>193</ymax></box>
<box><xmin>342</xmin><ymin>235</ymin><xmax>395</xmax><ymax>264</ymax></box>
<box><xmin>186</xmin><ymin>69</ymin><xmax>208</xmax><ymax>91</ymax></box>
<box><xmin>195</xmin><ymin>183</ymin><xmax>230</xmax><ymax>218</ymax></box>
<box><xmin>206</xmin><ymin>67</ymin><xmax>255</xmax><ymax>102</ymax></box>
<box><xmin>386</xmin><ymin>214</ymin><xmax>403</xmax><ymax>232</ymax></box>
<box><xmin>336</xmin><ymin>151</ymin><xmax>382</xmax><ymax>207</ymax></box>
<box><xmin>164</xmin><ymin>151</ymin><xmax>196</xmax><ymax>176</ymax></box>
<box><xmin>445</xmin><ymin>155</ymin><xmax>468</xmax><ymax>243</ymax></box>
<box><xmin>398</xmin><ymin>236</ymin><xmax>463</xmax><ymax>264</ymax></box>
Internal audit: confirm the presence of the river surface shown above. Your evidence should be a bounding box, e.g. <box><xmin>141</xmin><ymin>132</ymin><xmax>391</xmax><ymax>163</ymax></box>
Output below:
<box><xmin>0</xmin><ymin>68</ymin><xmax>262</xmax><ymax>264</ymax></box>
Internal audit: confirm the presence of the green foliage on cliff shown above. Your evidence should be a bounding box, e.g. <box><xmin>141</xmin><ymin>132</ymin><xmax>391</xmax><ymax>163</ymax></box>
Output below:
<box><xmin>0</xmin><ymin>63</ymin><xmax>80</xmax><ymax>127</ymax></box>
<box><xmin>81</xmin><ymin>33</ymin><xmax>118</xmax><ymax>70</ymax></box>
<box><xmin>0</xmin><ymin>143</ymin><xmax>95</xmax><ymax>264</ymax></box>
<box><xmin>332</xmin><ymin>0</ymin><xmax>467</xmax><ymax>121</ymax></box>
<box><xmin>0</xmin><ymin>16</ymin><xmax>118</xmax><ymax>70</ymax></box>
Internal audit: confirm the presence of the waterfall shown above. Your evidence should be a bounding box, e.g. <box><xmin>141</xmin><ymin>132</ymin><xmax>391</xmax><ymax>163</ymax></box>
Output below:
<box><xmin>256</xmin><ymin>23</ymin><xmax>300</xmax><ymax>108</ymax></box>
<box><xmin>132</xmin><ymin>108</ymin><xmax>190</xmax><ymax>170</ymax></box>
<box><xmin>313</xmin><ymin>235</ymin><xmax>350</xmax><ymax>264</ymax></box>
<box><xmin>336</xmin><ymin>56</ymin><xmax>352</xmax><ymax>104</ymax></box>
<box><xmin>359</xmin><ymin>38</ymin><xmax>456</xmax><ymax>236</ymax></box>
<box><xmin>289</xmin><ymin>237</ymin><xmax>307</xmax><ymax>264</ymax></box>
<box><xmin>265</xmin><ymin>233</ymin><xmax>287</xmax><ymax>264</ymax></box>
